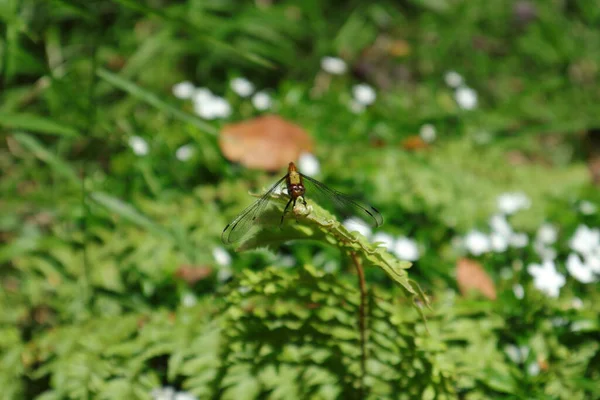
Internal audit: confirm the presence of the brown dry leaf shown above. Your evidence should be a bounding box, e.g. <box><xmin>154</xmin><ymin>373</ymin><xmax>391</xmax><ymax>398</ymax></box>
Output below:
<box><xmin>456</xmin><ymin>258</ymin><xmax>497</xmax><ymax>300</ymax></box>
<box><xmin>175</xmin><ymin>265</ymin><xmax>213</xmax><ymax>285</ymax></box>
<box><xmin>402</xmin><ymin>135</ymin><xmax>429</xmax><ymax>151</ymax></box>
<box><xmin>219</xmin><ymin>115</ymin><xmax>313</xmax><ymax>171</ymax></box>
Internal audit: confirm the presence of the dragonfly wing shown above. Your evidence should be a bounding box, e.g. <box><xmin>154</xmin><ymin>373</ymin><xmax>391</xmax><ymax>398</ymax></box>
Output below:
<box><xmin>301</xmin><ymin>174</ymin><xmax>383</xmax><ymax>227</ymax></box>
<box><xmin>222</xmin><ymin>176</ymin><xmax>288</xmax><ymax>244</ymax></box>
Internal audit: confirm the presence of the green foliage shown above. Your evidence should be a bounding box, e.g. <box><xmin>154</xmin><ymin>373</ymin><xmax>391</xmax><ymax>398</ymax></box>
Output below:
<box><xmin>2</xmin><ymin>0</ymin><xmax>600</xmax><ymax>399</ymax></box>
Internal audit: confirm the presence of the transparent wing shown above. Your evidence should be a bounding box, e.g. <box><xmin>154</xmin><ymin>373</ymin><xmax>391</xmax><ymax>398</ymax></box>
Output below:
<box><xmin>301</xmin><ymin>174</ymin><xmax>383</xmax><ymax>227</ymax></box>
<box><xmin>221</xmin><ymin>176</ymin><xmax>288</xmax><ymax>244</ymax></box>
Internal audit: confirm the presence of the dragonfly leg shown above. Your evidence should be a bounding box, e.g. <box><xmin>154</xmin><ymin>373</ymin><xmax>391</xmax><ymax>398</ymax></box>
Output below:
<box><xmin>280</xmin><ymin>197</ymin><xmax>293</xmax><ymax>227</ymax></box>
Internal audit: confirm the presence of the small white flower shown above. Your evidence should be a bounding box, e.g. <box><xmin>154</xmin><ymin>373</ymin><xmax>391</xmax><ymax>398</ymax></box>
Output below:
<box><xmin>419</xmin><ymin>124</ymin><xmax>436</xmax><ymax>143</ymax></box>
<box><xmin>490</xmin><ymin>232</ymin><xmax>509</xmax><ymax>252</ymax></box>
<box><xmin>181</xmin><ymin>292</ymin><xmax>197</xmax><ymax>307</ymax></box>
<box><xmin>193</xmin><ymin>92</ymin><xmax>232</xmax><ymax>120</ymax></box>
<box><xmin>586</xmin><ymin>251</ymin><xmax>600</xmax><ymax>273</ymax></box>
<box><xmin>393</xmin><ymin>237</ymin><xmax>420</xmax><ymax>261</ymax></box>
<box><xmin>566</xmin><ymin>253</ymin><xmax>595</xmax><ymax>283</ymax></box>
<box><xmin>174</xmin><ymin>392</ymin><xmax>198</xmax><ymax>400</ymax></box>
<box><xmin>533</xmin><ymin>240</ymin><xmax>556</xmax><ymax>260</ymax></box>
<box><xmin>230</xmin><ymin>77</ymin><xmax>254</xmax><ymax>97</ymax></box>
<box><xmin>513</xmin><ymin>284</ymin><xmax>525</xmax><ymax>299</ymax></box>
<box><xmin>212</xmin><ymin>247</ymin><xmax>232</xmax><ymax>267</ymax></box>
<box><xmin>504</xmin><ymin>344</ymin><xmax>529</xmax><ymax>363</ymax></box>
<box><xmin>238</xmin><ymin>285</ymin><xmax>251</xmax><ymax>294</ymax></box>
<box><xmin>527</xmin><ymin>362</ymin><xmax>540</xmax><ymax>376</ymax></box>
<box><xmin>510</xmin><ymin>232</ymin><xmax>529</xmax><ymax>249</ymax></box>
<box><xmin>572</xmin><ymin>297</ymin><xmax>583</xmax><ymax>309</ymax></box>
<box><xmin>175</xmin><ymin>144</ymin><xmax>194</xmax><ymax>161</ymax></box>
<box><xmin>343</xmin><ymin>217</ymin><xmax>372</xmax><ymax>238</ymax></box>
<box><xmin>569</xmin><ymin>224</ymin><xmax>600</xmax><ymax>256</ymax></box>
<box><xmin>192</xmin><ymin>87</ymin><xmax>213</xmax><ymax>103</ymax></box>
<box><xmin>128</xmin><ymin>136</ymin><xmax>149</xmax><ymax>156</ymax></box>
<box><xmin>444</xmin><ymin>71</ymin><xmax>464</xmax><ymax>88</ymax></box>
<box><xmin>579</xmin><ymin>200</ymin><xmax>597</xmax><ymax>215</ymax></box>
<box><xmin>455</xmin><ymin>86</ymin><xmax>478</xmax><ymax>110</ymax></box>
<box><xmin>352</xmin><ymin>83</ymin><xmax>376</xmax><ymax>106</ymax></box>
<box><xmin>217</xmin><ymin>268</ymin><xmax>233</xmax><ymax>283</ymax></box>
<box><xmin>298</xmin><ymin>152</ymin><xmax>320</xmax><ymax>177</ymax></box>
<box><xmin>527</xmin><ymin>260</ymin><xmax>566</xmax><ymax>298</ymax></box>
<box><xmin>489</xmin><ymin>214</ymin><xmax>513</xmax><ymax>238</ymax></box>
<box><xmin>252</xmin><ymin>91</ymin><xmax>272</xmax><ymax>111</ymax></box>
<box><xmin>151</xmin><ymin>387</ymin><xmax>176</xmax><ymax>400</ymax></box>
<box><xmin>372</xmin><ymin>232</ymin><xmax>395</xmax><ymax>251</ymax></box>
<box><xmin>497</xmin><ymin>192</ymin><xmax>531</xmax><ymax>215</ymax></box>
<box><xmin>172</xmin><ymin>81</ymin><xmax>195</xmax><ymax>99</ymax></box>
<box><xmin>464</xmin><ymin>230</ymin><xmax>490</xmax><ymax>255</ymax></box>
<box><xmin>349</xmin><ymin>99</ymin><xmax>365</xmax><ymax>114</ymax></box>
<box><xmin>536</xmin><ymin>223</ymin><xmax>558</xmax><ymax>245</ymax></box>
<box><xmin>320</xmin><ymin>56</ymin><xmax>347</xmax><ymax>75</ymax></box>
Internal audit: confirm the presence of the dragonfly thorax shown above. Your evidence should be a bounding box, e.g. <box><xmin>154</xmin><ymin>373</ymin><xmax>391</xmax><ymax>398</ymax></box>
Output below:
<box><xmin>288</xmin><ymin>183</ymin><xmax>305</xmax><ymax>199</ymax></box>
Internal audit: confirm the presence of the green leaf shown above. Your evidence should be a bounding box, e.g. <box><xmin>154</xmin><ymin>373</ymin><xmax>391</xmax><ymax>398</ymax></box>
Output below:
<box><xmin>12</xmin><ymin>132</ymin><xmax>79</xmax><ymax>184</ymax></box>
<box><xmin>0</xmin><ymin>113</ymin><xmax>79</xmax><ymax>137</ymax></box>
<box><xmin>96</xmin><ymin>68</ymin><xmax>218</xmax><ymax>135</ymax></box>
<box><xmin>90</xmin><ymin>192</ymin><xmax>172</xmax><ymax>239</ymax></box>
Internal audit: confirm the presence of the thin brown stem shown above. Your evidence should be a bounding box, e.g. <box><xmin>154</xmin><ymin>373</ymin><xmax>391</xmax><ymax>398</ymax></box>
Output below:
<box><xmin>350</xmin><ymin>251</ymin><xmax>367</xmax><ymax>398</ymax></box>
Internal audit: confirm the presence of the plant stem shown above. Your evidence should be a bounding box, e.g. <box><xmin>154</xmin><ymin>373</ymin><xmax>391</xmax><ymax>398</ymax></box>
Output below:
<box><xmin>350</xmin><ymin>251</ymin><xmax>367</xmax><ymax>398</ymax></box>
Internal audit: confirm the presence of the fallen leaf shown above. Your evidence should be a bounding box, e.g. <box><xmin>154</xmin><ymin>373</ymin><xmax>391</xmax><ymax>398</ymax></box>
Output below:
<box><xmin>456</xmin><ymin>258</ymin><xmax>497</xmax><ymax>300</ymax></box>
<box><xmin>219</xmin><ymin>115</ymin><xmax>313</xmax><ymax>171</ymax></box>
<box><xmin>175</xmin><ymin>265</ymin><xmax>213</xmax><ymax>285</ymax></box>
<box><xmin>401</xmin><ymin>135</ymin><xmax>429</xmax><ymax>151</ymax></box>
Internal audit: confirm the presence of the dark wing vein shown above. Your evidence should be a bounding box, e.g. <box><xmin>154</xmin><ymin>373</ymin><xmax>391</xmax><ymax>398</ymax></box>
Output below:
<box><xmin>221</xmin><ymin>176</ymin><xmax>288</xmax><ymax>244</ymax></box>
<box><xmin>301</xmin><ymin>174</ymin><xmax>383</xmax><ymax>227</ymax></box>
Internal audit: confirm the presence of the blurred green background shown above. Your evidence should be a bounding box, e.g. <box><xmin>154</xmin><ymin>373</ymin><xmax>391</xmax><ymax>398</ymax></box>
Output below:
<box><xmin>1</xmin><ymin>1</ymin><xmax>599</xmax><ymax>399</ymax></box>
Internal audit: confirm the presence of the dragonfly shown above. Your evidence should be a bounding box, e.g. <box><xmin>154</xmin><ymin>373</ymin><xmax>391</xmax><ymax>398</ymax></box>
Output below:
<box><xmin>221</xmin><ymin>162</ymin><xmax>383</xmax><ymax>244</ymax></box>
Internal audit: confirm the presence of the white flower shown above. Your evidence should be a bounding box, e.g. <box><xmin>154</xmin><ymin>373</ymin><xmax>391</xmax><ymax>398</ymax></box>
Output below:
<box><xmin>444</xmin><ymin>71</ymin><xmax>464</xmax><ymax>88</ymax></box>
<box><xmin>489</xmin><ymin>214</ymin><xmax>513</xmax><ymax>238</ymax></box>
<box><xmin>572</xmin><ymin>297</ymin><xmax>583</xmax><ymax>309</ymax></box>
<box><xmin>181</xmin><ymin>292</ymin><xmax>197</xmax><ymax>307</ymax></box>
<box><xmin>569</xmin><ymin>224</ymin><xmax>600</xmax><ymax>256</ymax></box>
<box><xmin>320</xmin><ymin>56</ymin><xmax>347</xmax><ymax>75</ymax></box>
<box><xmin>527</xmin><ymin>260</ymin><xmax>566</xmax><ymax>298</ymax></box>
<box><xmin>566</xmin><ymin>253</ymin><xmax>595</xmax><ymax>283</ymax></box>
<box><xmin>298</xmin><ymin>152</ymin><xmax>320</xmax><ymax>177</ymax></box>
<box><xmin>172</xmin><ymin>81</ymin><xmax>195</xmax><ymax>99</ymax></box>
<box><xmin>579</xmin><ymin>200</ymin><xmax>597</xmax><ymax>215</ymax></box>
<box><xmin>212</xmin><ymin>247</ymin><xmax>232</xmax><ymax>266</ymax></box>
<box><xmin>174</xmin><ymin>392</ymin><xmax>198</xmax><ymax>400</ymax></box>
<box><xmin>419</xmin><ymin>124</ymin><xmax>436</xmax><ymax>143</ymax></box>
<box><xmin>393</xmin><ymin>237</ymin><xmax>420</xmax><ymax>261</ymax></box>
<box><xmin>349</xmin><ymin>100</ymin><xmax>365</xmax><ymax>114</ymax></box>
<box><xmin>372</xmin><ymin>232</ymin><xmax>395</xmax><ymax>251</ymax></box>
<box><xmin>175</xmin><ymin>144</ymin><xmax>194</xmax><ymax>161</ymax></box>
<box><xmin>128</xmin><ymin>136</ymin><xmax>149</xmax><ymax>156</ymax></box>
<box><xmin>455</xmin><ymin>86</ymin><xmax>477</xmax><ymax>110</ymax></box>
<box><xmin>464</xmin><ymin>230</ymin><xmax>490</xmax><ymax>255</ymax></box>
<box><xmin>151</xmin><ymin>387</ymin><xmax>176</xmax><ymax>400</ymax></box>
<box><xmin>193</xmin><ymin>91</ymin><xmax>232</xmax><ymax>119</ymax></box>
<box><xmin>586</xmin><ymin>251</ymin><xmax>600</xmax><ymax>273</ymax></box>
<box><xmin>513</xmin><ymin>284</ymin><xmax>525</xmax><ymax>299</ymax></box>
<box><xmin>352</xmin><ymin>83</ymin><xmax>376</xmax><ymax>106</ymax></box>
<box><xmin>496</xmin><ymin>192</ymin><xmax>531</xmax><ymax>215</ymax></box>
<box><xmin>217</xmin><ymin>268</ymin><xmax>233</xmax><ymax>283</ymax></box>
<box><xmin>490</xmin><ymin>232</ymin><xmax>509</xmax><ymax>252</ymax></box>
<box><xmin>251</xmin><ymin>91</ymin><xmax>272</xmax><ymax>111</ymax></box>
<box><xmin>527</xmin><ymin>362</ymin><xmax>540</xmax><ymax>376</ymax></box>
<box><xmin>536</xmin><ymin>223</ymin><xmax>558</xmax><ymax>245</ymax></box>
<box><xmin>510</xmin><ymin>232</ymin><xmax>529</xmax><ymax>249</ymax></box>
<box><xmin>192</xmin><ymin>87</ymin><xmax>213</xmax><ymax>104</ymax></box>
<box><xmin>533</xmin><ymin>240</ymin><xmax>556</xmax><ymax>260</ymax></box>
<box><xmin>343</xmin><ymin>217</ymin><xmax>372</xmax><ymax>238</ymax></box>
<box><xmin>230</xmin><ymin>77</ymin><xmax>254</xmax><ymax>97</ymax></box>
<box><xmin>504</xmin><ymin>344</ymin><xmax>529</xmax><ymax>363</ymax></box>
